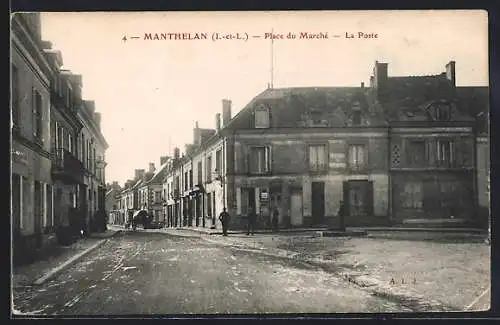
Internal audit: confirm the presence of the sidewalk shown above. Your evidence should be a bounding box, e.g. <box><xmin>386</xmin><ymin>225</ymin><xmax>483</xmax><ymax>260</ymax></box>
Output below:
<box><xmin>201</xmin><ymin>232</ymin><xmax>491</xmax><ymax>312</ymax></box>
<box><xmin>12</xmin><ymin>229</ymin><xmax>120</xmax><ymax>288</ymax></box>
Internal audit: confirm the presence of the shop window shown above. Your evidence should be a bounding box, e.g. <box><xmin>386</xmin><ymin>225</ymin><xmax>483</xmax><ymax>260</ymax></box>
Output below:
<box><xmin>401</xmin><ymin>182</ymin><xmax>423</xmax><ymax>209</ymax></box>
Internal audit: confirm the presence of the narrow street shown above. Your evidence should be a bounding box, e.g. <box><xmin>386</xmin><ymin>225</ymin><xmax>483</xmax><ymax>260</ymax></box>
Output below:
<box><xmin>13</xmin><ymin>231</ymin><xmax>412</xmax><ymax>315</ymax></box>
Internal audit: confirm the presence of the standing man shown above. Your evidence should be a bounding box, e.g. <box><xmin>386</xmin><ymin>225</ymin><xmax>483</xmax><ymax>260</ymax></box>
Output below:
<box><xmin>337</xmin><ymin>200</ymin><xmax>346</xmax><ymax>232</ymax></box>
<box><xmin>219</xmin><ymin>208</ymin><xmax>230</xmax><ymax>236</ymax></box>
<box><xmin>247</xmin><ymin>206</ymin><xmax>257</xmax><ymax>236</ymax></box>
<box><xmin>272</xmin><ymin>206</ymin><xmax>280</xmax><ymax>233</ymax></box>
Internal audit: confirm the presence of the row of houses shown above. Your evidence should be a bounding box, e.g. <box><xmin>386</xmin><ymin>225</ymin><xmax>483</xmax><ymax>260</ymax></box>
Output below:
<box><xmin>11</xmin><ymin>13</ymin><xmax>109</xmax><ymax>264</ymax></box>
<box><xmin>107</xmin><ymin>59</ymin><xmax>489</xmax><ymax>231</ymax></box>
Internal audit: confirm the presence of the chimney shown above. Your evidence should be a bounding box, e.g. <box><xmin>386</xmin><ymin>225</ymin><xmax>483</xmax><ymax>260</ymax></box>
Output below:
<box><xmin>160</xmin><ymin>156</ymin><xmax>169</xmax><ymax>165</ymax></box>
<box><xmin>222</xmin><ymin>99</ymin><xmax>232</xmax><ymax>127</ymax></box>
<box><xmin>42</xmin><ymin>40</ymin><xmax>52</xmax><ymax>49</ymax></box>
<box><xmin>445</xmin><ymin>61</ymin><xmax>456</xmax><ymax>86</ymax></box>
<box><xmin>85</xmin><ymin>100</ymin><xmax>95</xmax><ymax>115</ymax></box>
<box><xmin>193</xmin><ymin>121</ymin><xmax>201</xmax><ymax>146</ymax></box>
<box><xmin>149</xmin><ymin>162</ymin><xmax>156</xmax><ymax>173</ymax></box>
<box><xmin>174</xmin><ymin>147</ymin><xmax>180</xmax><ymax>160</ymax></box>
<box><xmin>216</xmin><ymin>113</ymin><xmax>221</xmax><ymax>131</ymax></box>
<box><xmin>94</xmin><ymin>112</ymin><xmax>101</xmax><ymax>129</ymax></box>
<box><xmin>361</xmin><ymin>82</ymin><xmax>365</xmax><ymax>89</ymax></box>
<box><xmin>134</xmin><ymin>169</ymin><xmax>145</xmax><ymax>180</ymax></box>
<box><xmin>373</xmin><ymin>61</ymin><xmax>388</xmax><ymax>89</ymax></box>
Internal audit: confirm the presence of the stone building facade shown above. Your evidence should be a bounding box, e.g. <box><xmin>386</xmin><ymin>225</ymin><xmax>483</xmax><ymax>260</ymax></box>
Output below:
<box><xmin>11</xmin><ymin>13</ymin><xmax>54</xmax><ymax>261</ymax></box>
<box><xmin>11</xmin><ymin>13</ymin><xmax>109</xmax><ymax>264</ymax></box>
<box><xmin>130</xmin><ymin>59</ymin><xmax>489</xmax><ymax>231</ymax></box>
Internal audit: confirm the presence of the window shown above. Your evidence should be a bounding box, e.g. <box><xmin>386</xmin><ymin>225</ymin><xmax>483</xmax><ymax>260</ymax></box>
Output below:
<box><xmin>309</xmin><ymin>145</ymin><xmax>328</xmax><ymax>171</ymax></box>
<box><xmin>44</xmin><ymin>184</ymin><xmax>53</xmax><ymax>227</ymax></box>
<box><xmin>436</xmin><ymin>104</ymin><xmax>451</xmax><ymax>121</ymax></box>
<box><xmin>21</xmin><ymin>176</ymin><xmax>30</xmax><ymax>230</ymax></box>
<box><xmin>402</xmin><ymin>182</ymin><xmax>423</xmax><ymax>209</ymax></box>
<box><xmin>184</xmin><ymin>171</ymin><xmax>188</xmax><ymax>191</ymax></box>
<box><xmin>197</xmin><ymin>161</ymin><xmax>202</xmax><ymax>184</ymax></box>
<box><xmin>249</xmin><ymin>146</ymin><xmax>271</xmax><ymax>174</ymax></box>
<box><xmin>155</xmin><ymin>191</ymin><xmax>162</xmax><ymax>204</ymax></box>
<box><xmin>437</xmin><ymin>139</ymin><xmax>454</xmax><ymax>166</ymax></box>
<box><xmin>68</xmin><ymin>133</ymin><xmax>73</xmax><ymax>153</ymax></box>
<box><xmin>215</xmin><ymin>149</ymin><xmax>222</xmax><ymax>174</ymax></box>
<box><xmin>348</xmin><ymin>144</ymin><xmax>366</xmax><ymax>171</ymax></box>
<box><xmin>207</xmin><ymin>192</ymin><xmax>212</xmax><ymax>217</ymax></box>
<box><xmin>407</xmin><ymin>140</ymin><xmax>427</xmax><ymax>166</ymax></box>
<box><xmin>189</xmin><ymin>170</ymin><xmax>193</xmax><ymax>188</ymax></box>
<box><xmin>206</xmin><ymin>156</ymin><xmax>212</xmax><ymax>182</ymax></box>
<box><xmin>255</xmin><ymin>104</ymin><xmax>270</xmax><ymax>128</ymax></box>
<box><xmin>11</xmin><ymin>64</ymin><xmax>19</xmax><ymax>127</ymax></box>
<box><xmin>353</xmin><ymin>110</ymin><xmax>361</xmax><ymax>125</ymax></box>
<box><xmin>93</xmin><ymin>147</ymin><xmax>96</xmax><ymax>174</ymax></box>
<box><xmin>32</xmin><ymin>89</ymin><xmax>43</xmax><ymax>140</ymax></box>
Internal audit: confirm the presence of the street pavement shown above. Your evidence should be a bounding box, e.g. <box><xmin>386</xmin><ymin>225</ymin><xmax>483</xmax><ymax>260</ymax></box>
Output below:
<box><xmin>12</xmin><ymin>230</ymin><xmax>413</xmax><ymax>315</ymax></box>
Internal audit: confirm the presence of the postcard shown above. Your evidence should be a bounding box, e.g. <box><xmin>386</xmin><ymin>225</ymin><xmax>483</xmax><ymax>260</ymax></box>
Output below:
<box><xmin>11</xmin><ymin>10</ymin><xmax>490</xmax><ymax>316</ymax></box>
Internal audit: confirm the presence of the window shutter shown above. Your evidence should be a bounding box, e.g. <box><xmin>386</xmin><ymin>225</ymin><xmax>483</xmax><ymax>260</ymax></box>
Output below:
<box><xmin>265</xmin><ymin>146</ymin><xmax>271</xmax><ymax>172</ymax></box>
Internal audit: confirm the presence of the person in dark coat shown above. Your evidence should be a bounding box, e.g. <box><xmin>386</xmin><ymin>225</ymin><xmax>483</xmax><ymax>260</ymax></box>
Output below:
<box><xmin>247</xmin><ymin>206</ymin><xmax>257</xmax><ymax>236</ymax></box>
<box><xmin>272</xmin><ymin>206</ymin><xmax>280</xmax><ymax>233</ymax></box>
<box><xmin>338</xmin><ymin>200</ymin><xmax>346</xmax><ymax>232</ymax></box>
<box><xmin>219</xmin><ymin>208</ymin><xmax>231</xmax><ymax>236</ymax></box>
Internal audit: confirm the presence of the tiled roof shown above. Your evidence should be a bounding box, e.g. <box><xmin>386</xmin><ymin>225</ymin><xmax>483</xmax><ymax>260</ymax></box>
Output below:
<box><xmin>226</xmin><ymin>86</ymin><xmax>374</xmax><ymax>129</ymax></box>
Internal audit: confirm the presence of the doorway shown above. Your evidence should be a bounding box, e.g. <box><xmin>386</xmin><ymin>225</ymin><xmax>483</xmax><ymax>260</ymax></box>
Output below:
<box><xmin>290</xmin><ymin>190</ymin><xmax>303</xmax><ymax>226</ymax></box>
<box><xmin>343</xmin><ymin>180</ymin><xmax>374</xmax><ymax>222</ymax></box>
<box><xmin>311</xmin><ymin>182</ymin><xmax>325</xmax><ymax>225</ymax></box>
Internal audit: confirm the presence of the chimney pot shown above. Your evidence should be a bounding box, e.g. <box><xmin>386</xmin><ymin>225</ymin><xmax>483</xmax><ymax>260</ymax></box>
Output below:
<box><xmin>149</xmin><ymin>162</ymin><xmax>156</xmax><ymax>173</ymax></box>
<box><xmin>222</xmin><ymin>99</ymin><xmax>232</xmax><ymax>127</ymax></box>
<box><xmin>361</xmin><ymin>82</ymin><xmax>365</xmax><ymax>88</ymax></box>
<box><xmin>445</xmin><ymin>60</ymin><xmax>456</xmax><ymax>87</ymax></box>
<box><xmin>216</xmin><ymin>113</ymin><xmax>221</xmax><ymax>131</ymax></box>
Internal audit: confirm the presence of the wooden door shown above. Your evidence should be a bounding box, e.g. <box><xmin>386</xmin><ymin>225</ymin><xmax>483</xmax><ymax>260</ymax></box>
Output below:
<box><xmin>311</xmin><ymin>182</ymin><xmax>325</xmax><ymax>225</ymax></box>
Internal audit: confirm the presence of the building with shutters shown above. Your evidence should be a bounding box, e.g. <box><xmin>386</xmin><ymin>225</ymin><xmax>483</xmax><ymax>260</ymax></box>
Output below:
<box><xmin>11</xmin><ymin>13</ymin><xmax>54</xmax><ymax>262</ymax></box>
<box><xmin>159</xmin><ymin>59</ymin><xmax>489</xmax><ymax>230</ymax></box>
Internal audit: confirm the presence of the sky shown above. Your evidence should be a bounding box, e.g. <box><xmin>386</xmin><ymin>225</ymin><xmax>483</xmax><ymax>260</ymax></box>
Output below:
<box><xmin>39</xmin><ymin>10</ymin><xmax>489</xmax><ymax>186</ymax></box>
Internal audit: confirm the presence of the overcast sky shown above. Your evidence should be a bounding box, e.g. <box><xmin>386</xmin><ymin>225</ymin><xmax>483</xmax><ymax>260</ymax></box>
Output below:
<box><xmin>40</xmin><ymin>10</ymin><xmax>488</xmax><ymax>185</ymax></box>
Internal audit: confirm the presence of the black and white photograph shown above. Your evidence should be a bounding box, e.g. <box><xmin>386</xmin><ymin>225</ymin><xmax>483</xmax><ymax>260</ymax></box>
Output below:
<box><xmin>10</xmin><ymin>10</ymin><xmax>491</xmax><ymax>316</ymax></box>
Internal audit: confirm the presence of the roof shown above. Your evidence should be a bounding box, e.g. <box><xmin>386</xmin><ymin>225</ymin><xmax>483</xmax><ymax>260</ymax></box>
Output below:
<box><xmin>225</xmin><ymin>86</ymin><xmax>375</xmax><ymax>129</ymax></box>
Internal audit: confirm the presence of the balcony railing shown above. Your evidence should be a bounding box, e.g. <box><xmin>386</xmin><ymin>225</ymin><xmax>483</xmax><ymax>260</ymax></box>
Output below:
<box><xmin>52</xmin><ymin>148</ymin><xmax>84</xmax><ymax>184</ymax></box>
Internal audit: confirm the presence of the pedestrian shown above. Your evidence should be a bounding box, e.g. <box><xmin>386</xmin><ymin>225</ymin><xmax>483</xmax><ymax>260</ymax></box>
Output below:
<box><xmin>338</xmin><ymin>200</ymin><xmax>346</xmax><ymax>232</ymax></box>
<box><xmin>219</xmin><ymin>208</ymin><xmax>231</xmax><ymax>236</ymax></box>
<box><xmin>247</xmin><ymin>206</ymin><xmax>257</xmax><ymax>236</ymax></box>
<box><xmin>272</xmin><ymin>206</ymin><xmax>280</xmax><ymax>233</ymax></box>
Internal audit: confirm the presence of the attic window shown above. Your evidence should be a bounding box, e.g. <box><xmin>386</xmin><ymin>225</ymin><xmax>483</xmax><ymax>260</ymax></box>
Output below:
<box><xmin>255</xmin><ymin>104</ymin><xmax>270</xmax><ymax>128</ymax></box>
<box><xmin>436</xmin><ymin>104</ymin><xmax>451</xmax><ymax>121</ymax></box>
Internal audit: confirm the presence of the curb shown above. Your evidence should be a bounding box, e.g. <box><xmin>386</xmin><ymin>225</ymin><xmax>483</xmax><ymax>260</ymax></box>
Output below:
<box><xmin>33</xmin><ymin>239</ymin><xmax>108</xmax><ymax>285</ymax></box>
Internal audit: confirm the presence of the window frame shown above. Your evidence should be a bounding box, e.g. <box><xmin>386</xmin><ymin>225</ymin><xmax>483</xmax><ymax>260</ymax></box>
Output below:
<box><xmin>32</xmin><ymin>88</ymin><xmax>43</xmax><ymax>140</ymax></box>
<box><xmin>249</xmin><ymin>146</ymin><xmax>271</xmax><ymax>175</ymax></box>
<box><xmin>407</xmin><ymin>139</ymin><xmax>427</xmax><ymax>167</ymax></box>
<box><xmin>254</xmin><ymin>104</ymin><xmax>270</xmax><ymax>129</ymax></box>
<box><xmin>347</xmin><ymin>144</ymin><xmax>367</xmax><ymax>171</ymax></box>
<box><xmin>308</xmin><ymin>144</ymin><xmax>328</xmax><ymax>172</ymax></box>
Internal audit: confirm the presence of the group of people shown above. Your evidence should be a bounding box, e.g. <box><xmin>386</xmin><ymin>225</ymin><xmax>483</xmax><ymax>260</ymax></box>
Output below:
<box><xmin>218</xmin><ymin>205</ymin><xmax>281</xmax><ymax>237</ymax></box>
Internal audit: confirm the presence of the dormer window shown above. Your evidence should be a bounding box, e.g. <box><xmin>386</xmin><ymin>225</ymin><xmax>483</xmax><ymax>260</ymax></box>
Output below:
<box><xmin>436</xmin><ymin>103</ymin><xmax>451</xmax><ymax>121</ymax></box>
<box><xmin>255</xmin><ymin>104</ymin><xmax>270</xmax><ymax>128</ymax></box>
